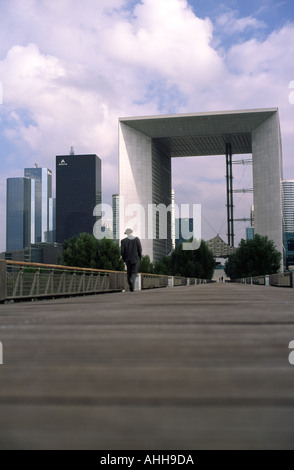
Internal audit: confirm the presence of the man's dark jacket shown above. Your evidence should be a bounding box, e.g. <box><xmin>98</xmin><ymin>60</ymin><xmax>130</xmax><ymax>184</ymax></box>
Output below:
<box><xmin>121</xmin><ymin>236</ymin><xmax>142</xmax><ymax>264</ymax></box>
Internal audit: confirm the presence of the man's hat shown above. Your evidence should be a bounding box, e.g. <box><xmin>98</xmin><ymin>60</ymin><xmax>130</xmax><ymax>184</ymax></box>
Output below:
<box><xmin>124</xmin><ymin>228</ymin><xmax>133</xmax><ymax>235</ymax></box>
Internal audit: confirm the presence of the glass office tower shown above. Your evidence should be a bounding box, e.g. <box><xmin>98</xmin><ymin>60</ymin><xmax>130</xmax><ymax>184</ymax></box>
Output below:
<box><xmin>56</xmin><ymin>154</ymin><xmax>101</xmax><ymax>244</ymax></box>
<box><xmin>175</xmin><ymin>218</ymin><xmax>194</xmax><ymax>247</ymax></box>
<box><xmin>282</xmin><ymin>180</ymin><xmax>294</xmax><ymax>268</ymax></box>
<box><xmin>6</xmin><ymin>177</ymin><xmax>35</xmax><ymax>251</ymax></box>
<box><xmin>24</xmin><ymin>167</ymin><xmax>53</xmax><ymax>243</ymax></box>
<box><xmin>48</xmin><ymin>197</ymin><xmax>56</xmax><ymax>243</ymax></box>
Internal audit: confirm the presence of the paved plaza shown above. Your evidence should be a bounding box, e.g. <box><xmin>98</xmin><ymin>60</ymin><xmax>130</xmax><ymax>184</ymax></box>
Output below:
<box><xmin>0</xmin><ymin>283</ymin><xmax>294</xmax><ymax>449</ymax></box>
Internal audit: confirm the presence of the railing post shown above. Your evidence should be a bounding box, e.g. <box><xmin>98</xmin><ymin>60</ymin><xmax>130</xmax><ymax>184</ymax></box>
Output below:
<box><xmin>13</xmin><ymin>267</ymin><xmax>24</xmax><ymax>297</ymax></box>
<box><xmin>68</xmin><ymin>271</ymin><xmax>75</xmax><ymax>294</ymax></box>
<box><xmin>36</xmin><ymin>268</ymin><xmax>40</xmax><ymax>295</ymax></box>
<box><xmin>0</xmin><ymin>260</ymin><xmax>7</xmax><ymax>302</ymax></box>
<box><xmin>30</xmin><ymin>268</ymin><xmax>40</xmax><ymax>296</ymax></box>
<box><xmin>78</xmin><ymin>273</ymin><xmax>85</xmax><ymax>293</ymax></box>
<box><xmin>135</xmin><ymin>273</ymin><xmax>141</xmax><ymax>291</ymax></box>
<box><xmin>168</xmin><ymin>276</ymin><xmax>174</xmax><ymax>287</ymax></box>
<box><xmin>57</xmin><ymin>271</ymin><xmax>66</xmax><ymax>294</ymax></box>
<box><xmin>109</xmin><ymin>272</ymin><xmax>116</xmax><ymax>290</ymax></box>
<box><xmin>45</xmin><ymin>269</ymin><xmax>54</xmax><ymax>295</ymax></box>
<box><xmin>101</xmin><ymin>273</ymin><xmax>108</xmax><ymax>290</ymax></box>
<box><xmin>87</xmin><ymin>273</ymin><xmax>94</xmax><ymax>292</ymax></box>
<box><xmin>94</xmin><ymin>272</ymin><xmax>101</xmax><ymax>291</ymax></box>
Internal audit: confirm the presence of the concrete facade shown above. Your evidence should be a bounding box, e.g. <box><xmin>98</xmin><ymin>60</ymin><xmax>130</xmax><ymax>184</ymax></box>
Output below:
<box><xmin>252</xmin><ymin>112</ymin><xmax>283</xmax><ymax>255</ymax></box>
<box><xmin>206</xmin><ymin>235</ymin><xmax>236</xmax><ymax>258</ymax></box>
<box><xmin>119</xmin><ymin>122</ymin><xmax>153</xmax><ymax>257</ymax></box>
<box><xmin>119</xmin><ymin>109</ymin><xmax>283</xmax><ymax>263</ymax></box>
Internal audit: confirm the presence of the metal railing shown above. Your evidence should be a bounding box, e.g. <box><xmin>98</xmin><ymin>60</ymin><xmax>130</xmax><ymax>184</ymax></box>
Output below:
<box><xmin>235</xmin><ymin>272</ymin><xmax>294</xmax><ymax>288</ymax></box>
<box><xmin>141</xmin><ymin>273</ymin><xmax>168</xmax><ymax>289</ymax></box>
<box><xmin>0</xmin><ymin>260</ymin><xmax>210</xmax><ymax>303</ymax></box>
<box><xmin>1</xmin><ymin>260</ymin><xmax>128</xmax><ymax>302</ymax></box>
<box><xmin>269</xmin><ymin>272</ymin><xmax>293</xmax><ymax>287</ymax></box>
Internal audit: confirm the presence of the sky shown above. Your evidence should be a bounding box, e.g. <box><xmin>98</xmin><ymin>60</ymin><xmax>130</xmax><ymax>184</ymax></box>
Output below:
<box><xmin>0</xmin><ymin>0</ymin><xmax>294</xmax><ymax>252</ymax></box>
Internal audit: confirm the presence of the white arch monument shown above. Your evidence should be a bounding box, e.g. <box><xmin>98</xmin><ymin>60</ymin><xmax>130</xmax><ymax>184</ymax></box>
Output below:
<box><xmin>119</xmin><ymin>109</ymin><xmax>283</xmax><ymax>263</ymax></box>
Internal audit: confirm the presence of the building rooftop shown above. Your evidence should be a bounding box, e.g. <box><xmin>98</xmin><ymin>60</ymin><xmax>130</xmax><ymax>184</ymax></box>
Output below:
<box><xmin>120</xmin><ymin>108</ymin><xmax>278</xmax><ymax>157</ymax></box>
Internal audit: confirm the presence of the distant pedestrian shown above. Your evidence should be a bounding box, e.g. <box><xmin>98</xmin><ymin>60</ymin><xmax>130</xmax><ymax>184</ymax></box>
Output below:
<box><xmin>121</xmin><ymin>228</ymin><xmax>142</xmax><ymax>292</ymax></box>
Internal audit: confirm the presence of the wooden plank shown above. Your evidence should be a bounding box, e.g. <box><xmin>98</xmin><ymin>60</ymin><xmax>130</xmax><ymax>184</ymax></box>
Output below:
<box><xmin>0</xmin><ymin>283</ymin><xmax>294</xmax><ymax>449</ymax></box>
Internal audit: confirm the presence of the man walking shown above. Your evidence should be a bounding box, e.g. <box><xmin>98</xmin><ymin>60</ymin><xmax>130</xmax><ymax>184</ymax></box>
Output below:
<box><xmin>121</xmin><ymin>228</ymin><xmax>142</xmax><ymax>292</ymax></box>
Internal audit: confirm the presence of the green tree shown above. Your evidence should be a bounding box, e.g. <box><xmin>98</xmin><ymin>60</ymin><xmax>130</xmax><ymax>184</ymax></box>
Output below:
<box><xmin>139</xmin><ymin>255</ymin><xmax>154</xmax><ymax>274</ymax></box>
<box><xmin>153</xmin><ymin>255</ymin><xmax>172</xmax><ymax>275</ymax></box>
<box><xmin>62</xmin><ymin>233</ymin><xmax>96</xmax><ymax>268</ymax></box>
<box><xmin>96</xmin><ymin>238</ymin><xmax>125</xmax><ymax>271</ymax></box>
<box><xmin>62</xmin><ymin>233</ymin><xmax>124</xmax><ymax>271</ymax></box>
<box><xmin>170</xmin><ymin>241</ymin><xmax>215</xmax><ymax>279</ymax></box>
<box><xmin>153</xmin><ymin>240</ymin><xmax>215</xmax><ymax>279</ymax></box>
<box><xmin>224</xmin><ymin>234</ymin><xmax>282</xmax><ymax>279</ymax></box>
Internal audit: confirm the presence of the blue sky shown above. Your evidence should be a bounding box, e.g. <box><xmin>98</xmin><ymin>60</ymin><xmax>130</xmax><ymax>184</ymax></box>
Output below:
<box><xmin>0</xmin><ymin>0</ymin><xmax>294</xmax><ymax>252</ymax></box>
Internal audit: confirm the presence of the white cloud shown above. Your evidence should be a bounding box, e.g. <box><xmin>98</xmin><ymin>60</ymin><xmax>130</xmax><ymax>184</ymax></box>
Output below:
<box><xmin>101</xmin><ymin>0</ymin><xmax>224</xmax><ymax>93</ymax></box>
<box><xmin>216</xmin><ymin>10</ymin><xmax>266</xmax><ymax>34</ymax></box>
<box><xmin>0</xmin><ymin>42</ymin><xmax>121</xmax><ymax>163</ymax></box>
<box><xmin>227</xmin><ymin>24</ymin><xmax>294</xmax><ymax>75</ymax></box>
<box><xmin>0</xmin><ymin>0</ymin><xmax>226</xmax><ymax>167</ymax></box>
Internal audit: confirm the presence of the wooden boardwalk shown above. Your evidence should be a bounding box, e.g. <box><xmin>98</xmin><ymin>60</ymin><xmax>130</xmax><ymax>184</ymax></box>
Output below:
<box><xmin>0</xmin><ymin>283</ymin><xmax>294</xmax><ymax>449</ymax></box>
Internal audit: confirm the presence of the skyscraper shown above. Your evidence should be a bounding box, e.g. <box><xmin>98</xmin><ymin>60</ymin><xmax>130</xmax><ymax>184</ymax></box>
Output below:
<box><xmin>246</xmin><ymin>227</ymin><xmax>255</xmax><ymax>240</ymax></box>
<box><xmin>112</xmin><ymin>194</ymin><xmax>119</xmax><ymax>243</ymax></box>
<box><xmin>171</xmin><ymin>189</ymin><xmax>175</xmax><ymax>249</ymax></box>
<box><xmin>175</xmin><ymin>218</ymin><xmax>193</xmax><ymax>247</ymax></box>
<box><xmin>282</xmin><ymin>180</ymin><xmax>294</xmax><ymax>268</ymax></box>
<box><xmin>48</xmin><ymin>197</ymin><xmax>56</xmax><ymax>243</ymax></box>
<box><xmin>6</xmin><ymin>177</ymin><xmax>35</xmax><ymax>251</ymax></box>
<box><xmin>282</xmin><ymin>181</ymin><xmax>294</xmax><ymax>232</ymax></box>
<box><xmin>250</xmin><ymin>205</ymin><xmax>255</xmax><ymax>228</ymax></box>
<box><xmin>56</xmin><ymin>154</ymin><xmax>101</xmax><ymax>244</ymax></box>
<box><xmin>24</xmin><ymin>166</ymin><xmax>53</xmax><ymax>243</ymax></box>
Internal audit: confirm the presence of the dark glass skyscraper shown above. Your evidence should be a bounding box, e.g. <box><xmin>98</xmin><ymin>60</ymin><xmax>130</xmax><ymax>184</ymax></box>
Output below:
<box><xmin>56</xmin><ymin>154</ymin><xmax>101</xmax><ymax>244</ymax></box>
<box><xmin>24</xmin><ymin>167</ymin><xmax>53</xmax><ymax>243</ymax></box>
<box><xmin>6</xmin><ymin>177</ymin><xmax>34</xmax><ymax>251</ymax></box>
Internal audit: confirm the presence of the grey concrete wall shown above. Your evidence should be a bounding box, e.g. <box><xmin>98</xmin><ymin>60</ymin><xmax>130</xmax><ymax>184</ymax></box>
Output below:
<box><xmin>152</xmin><ymin>140</ymin><xmax>172</xmax><ymax>262</ymax></box>
<box><xmin>119</xmin><ymin>124</ymin><xmax>173</xmax><ymax>262</ymax></box>
<box><xmin>119</xmin><ymin>122</ymin><xmax>153</xmax><ymax>258</ymax></box>
<box><xmin>252</xmin><ymin>112</ymin><xmax>283</xmax><ymax>264</ymax></box>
